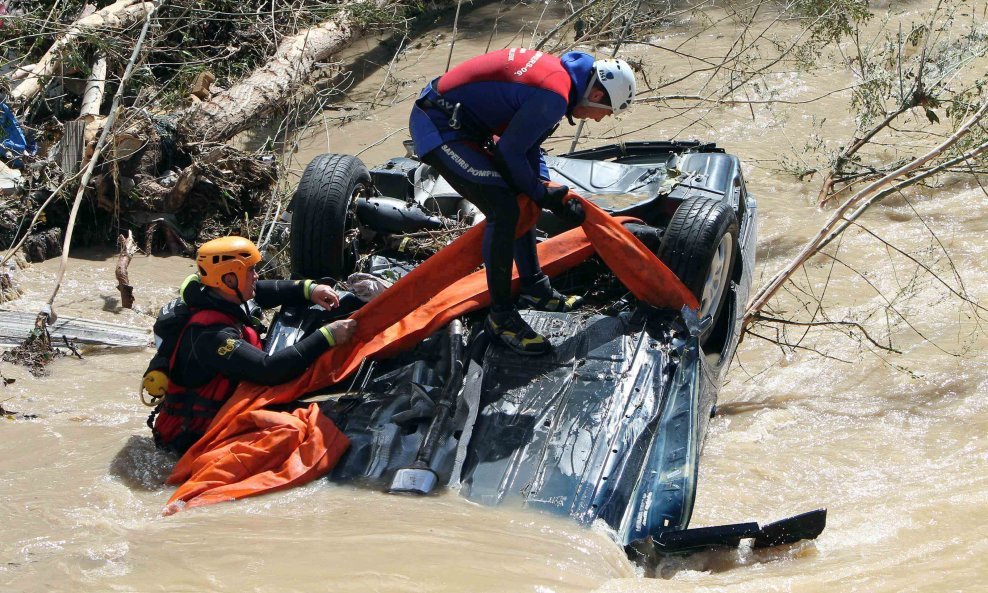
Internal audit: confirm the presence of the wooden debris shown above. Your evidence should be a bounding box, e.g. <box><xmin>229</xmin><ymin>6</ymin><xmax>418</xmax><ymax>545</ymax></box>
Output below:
<box><xmin>165</xmin><ymin>164</ymin><xmax>199</xmax><ymax>212</ymax></box>
<box><xmin>179</xmin><ymin>0</ymin><xmax>392</xmax><ymax>142</ymax></box>
<box><xmin>62</xmin><ymin>335</ymin><xmax>84</xmax><ymax>359</ymax></box>
<box><xmin>163</xmin><ymin>225</ymin><xmax>190</xmax><ymax>255</ymax></box>
<box><xmin>0</xmin><ymin>309</ymin><xmax>150</xmax><ymax>349</ymax></box>
<box><xmin>189</xmin><ymin>70</ymin><xmax>216</xmax><ymax>101</ymax></box>
<box><xmin>2</xmin><ymin>312</ymin><xmax>59</xmax><ymax>376</ymax></box>
<box><xmin>116</xmin><ymin>230</ymin><xmax>138</xmax><ymax>308</ymax></box>
<box><xmin>80</xmin><ymin>55</ymin><xmax>107</xmax><ymax>119</ymax></box>
<box><xmin>10</xmin><ymin>0</ymin><xmax>155</xmax><ymax>105</ymax></box>
<box><xmin>60</xmin><ymin>120</ymin><xmax>86</xmax><ymax>178</ymax></box>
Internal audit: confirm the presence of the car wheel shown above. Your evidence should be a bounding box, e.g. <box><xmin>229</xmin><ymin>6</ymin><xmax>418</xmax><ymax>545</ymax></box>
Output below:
<box><xmin>290</xmin><ymin>153</ymin><xmax>371</xmax><ymax>279</ymax></box>
<box><xmin>657</xmin><ymin>196</ymin><xmax>739</xmax><ymax>341</ymax></box>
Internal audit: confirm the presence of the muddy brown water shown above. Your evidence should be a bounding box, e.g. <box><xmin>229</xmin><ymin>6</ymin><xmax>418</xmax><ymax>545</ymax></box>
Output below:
<box><xmin>3</xmin><ymin>2</ymin><xmax>987</xmax><ymax>591</ymax></box>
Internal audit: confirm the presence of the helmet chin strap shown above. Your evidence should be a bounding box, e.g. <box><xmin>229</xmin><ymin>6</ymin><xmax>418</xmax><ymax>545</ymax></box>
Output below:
<box><xmin>580</xmin><ymin>99</ymin><xmax>613</xmax><ymax>110</ymax></box>
<box><xmin>232</xmin><ymin>284</ymin><xmax>251</xmax><ymax>318</ymax></box>
<box><xmin>578</xmin><ymin>78</ymin><xmax>612</xmax><ymax>111</ymax></box>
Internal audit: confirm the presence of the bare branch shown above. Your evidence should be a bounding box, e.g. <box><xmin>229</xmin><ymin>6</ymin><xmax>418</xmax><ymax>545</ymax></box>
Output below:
<box><xmin>744</xmin><ymin>97</ymin><xmax>988</xmax><ymax>328</ymax></box>
<box><xmin>748</xmin><ymin>313</ymin><xmax>901</xmax><ymax>354</ymax></box>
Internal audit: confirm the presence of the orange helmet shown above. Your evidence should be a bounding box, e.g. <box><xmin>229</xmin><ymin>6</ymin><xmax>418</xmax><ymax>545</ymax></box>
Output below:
<box><xmin>196</xmin><ymin>236</ymin><xmax>261</xmax><ymax>298</ymax></box>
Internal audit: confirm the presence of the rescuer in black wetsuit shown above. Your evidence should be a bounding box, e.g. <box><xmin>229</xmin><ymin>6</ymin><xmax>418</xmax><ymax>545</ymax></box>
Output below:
<box><xmin>147</xmin><ymin>236</ymin><xmax>358</xmax><ymax>453</ymax></box>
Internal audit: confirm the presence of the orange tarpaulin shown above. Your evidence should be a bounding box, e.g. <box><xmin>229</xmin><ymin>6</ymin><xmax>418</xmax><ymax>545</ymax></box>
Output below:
<box><xmin>164</xmin><ymin>195</ymin><xmax>698</xmax><ymax>513</ymax></box>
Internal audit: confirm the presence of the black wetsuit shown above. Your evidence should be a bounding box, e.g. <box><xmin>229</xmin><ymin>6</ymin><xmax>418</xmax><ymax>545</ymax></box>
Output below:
<box><xmin>172</xmin><ymin>278</ymin><xmax>340</xmax><ymax>388</ymax></box>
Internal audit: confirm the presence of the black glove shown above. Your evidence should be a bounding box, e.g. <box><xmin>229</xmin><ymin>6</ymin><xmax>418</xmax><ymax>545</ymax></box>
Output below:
<box><xmin>540</xmin><ymin>184</ymin><xmax>585</xmax><ymax>224</ymax></box>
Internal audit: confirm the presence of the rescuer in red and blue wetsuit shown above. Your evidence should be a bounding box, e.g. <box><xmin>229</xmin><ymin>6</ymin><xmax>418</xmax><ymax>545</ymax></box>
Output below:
<box><xmin>409</xmin><ymin>49</ymin><xmax>637</xmax><ymax>355</ymax></box>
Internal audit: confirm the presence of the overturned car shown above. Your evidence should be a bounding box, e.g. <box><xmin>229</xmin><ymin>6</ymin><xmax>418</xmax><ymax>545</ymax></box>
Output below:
<box><xmin>267</xmin><ymin>141</ymin><xmax>824</xmax><ymax>563</ymax></box>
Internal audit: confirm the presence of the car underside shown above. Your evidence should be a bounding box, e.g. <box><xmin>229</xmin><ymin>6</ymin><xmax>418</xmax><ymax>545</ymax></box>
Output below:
<box><xmin>265</xmin><ymin>141</ymin><xmax>825</xmax><ymax>565</ymax></box>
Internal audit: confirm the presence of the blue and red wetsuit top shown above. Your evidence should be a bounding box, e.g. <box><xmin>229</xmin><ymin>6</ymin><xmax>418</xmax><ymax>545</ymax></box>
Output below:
<box><xmin>409</xmin><ymin>49</ymin><xmax>596</xmax><ymax>203</ymax></box>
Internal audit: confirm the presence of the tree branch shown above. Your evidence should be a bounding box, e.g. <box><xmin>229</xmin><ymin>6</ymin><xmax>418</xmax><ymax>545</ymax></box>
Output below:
<box><xmin>744</xmin><ymin>97</ymin><xmax>988</xmax><ymax>329</ymax></box>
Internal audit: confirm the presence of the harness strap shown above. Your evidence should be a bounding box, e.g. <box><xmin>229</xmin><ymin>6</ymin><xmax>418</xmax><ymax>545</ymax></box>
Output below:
<box><xmin>161</xmin><ymin>390</ymin><xmax>226</xmax><ymax>417</ymax></box>
<box><xmin>418</xmin><ymin>79</ymin><xmax>560</xmax><ymax>201</ymax></box>
<box><xmin>417</xmin><ymin>80</ymin><xmax>495</xmax><ymax>149</ymax></box>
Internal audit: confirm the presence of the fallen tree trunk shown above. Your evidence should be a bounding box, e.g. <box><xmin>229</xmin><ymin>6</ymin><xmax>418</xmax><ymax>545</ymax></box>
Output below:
<box><xmin>10</xmin><ymin>0</ymin><xmax>154</xmax><ymax>105</ymax></box>
<box><xmin>178</xmin><ymin>0</ymin><xmax>391</xmax><ymax>142</ymax></box>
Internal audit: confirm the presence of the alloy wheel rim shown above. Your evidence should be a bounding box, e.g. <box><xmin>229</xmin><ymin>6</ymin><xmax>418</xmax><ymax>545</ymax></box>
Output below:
<box><xmin>700</xmin><ymin>234</ymin><xmax>733</xmax><ymax>319</ymax></box>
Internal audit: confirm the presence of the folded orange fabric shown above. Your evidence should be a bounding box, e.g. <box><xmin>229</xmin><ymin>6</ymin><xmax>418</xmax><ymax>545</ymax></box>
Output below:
<box><xmin>164</xmin><ymin>404</ymin><xmax>349</xmax><ymax>513</ymax></box>
<box><xmin>165</xmin><ymin>196</ymin><xmax>696</xmax><ymax>512</ymax></box>
<box><xmin>574</xmin><ymin>191</ymin><xmax>698</xmax><ymax>310</ymax></box>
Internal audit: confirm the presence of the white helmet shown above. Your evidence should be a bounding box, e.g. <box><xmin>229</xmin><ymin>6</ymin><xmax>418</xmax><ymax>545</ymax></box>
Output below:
<box><xmin>581</xmin><ymin>58</ymin><xmax>637</xmax><ymax>114</ymax></box>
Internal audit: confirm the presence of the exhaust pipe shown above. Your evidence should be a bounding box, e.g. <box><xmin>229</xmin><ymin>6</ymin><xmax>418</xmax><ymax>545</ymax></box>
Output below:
<box><xmin>389</xmin><ymin>320</ymin><xmax>464</xmax><ymax>495</ymax></box>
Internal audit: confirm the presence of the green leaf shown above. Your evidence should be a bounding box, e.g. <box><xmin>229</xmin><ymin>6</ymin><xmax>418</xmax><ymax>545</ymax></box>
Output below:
<box><xmin>926</xmin><ymin>108</ymin><xmax>940</xmax><ymax>124</ymax></box>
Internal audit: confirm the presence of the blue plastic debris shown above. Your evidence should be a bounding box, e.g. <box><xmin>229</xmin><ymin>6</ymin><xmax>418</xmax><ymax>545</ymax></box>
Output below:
<box><xmin>1</xmin><ymin>101</ymin><xmax>37</xmax><ymax>166</ymax></box>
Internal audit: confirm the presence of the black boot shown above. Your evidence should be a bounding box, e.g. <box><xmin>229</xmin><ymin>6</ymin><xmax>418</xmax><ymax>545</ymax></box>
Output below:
<box><xmin>519</xmin><ymin>274</ymin><xmax>584</xmax><ymax>313</ymax></box>
<box><xmin>484</xmin><ymin>308</ymin><xmax>551</xmax><ymax>356</ymax></box>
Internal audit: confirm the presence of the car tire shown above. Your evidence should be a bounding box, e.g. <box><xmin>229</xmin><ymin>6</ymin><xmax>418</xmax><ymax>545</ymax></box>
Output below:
<box><xmin>657</xmin><ymin>196</ymin><xmax>739</xmax><ymax>341</ymax></box>
<box><xmin>290</xmin><ymin>153</ymin><xmax>371</xmax><ymax>279</ymax></box>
